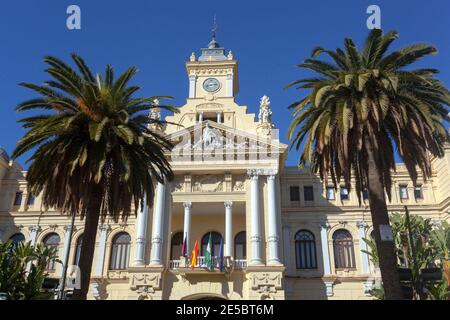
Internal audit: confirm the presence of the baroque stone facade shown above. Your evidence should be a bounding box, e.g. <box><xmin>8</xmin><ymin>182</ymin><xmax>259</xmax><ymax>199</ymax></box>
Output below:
<box><xmin>0</xmin><ymin>36</ymin><xmax>449</xmax><ymax>300</ymax></box>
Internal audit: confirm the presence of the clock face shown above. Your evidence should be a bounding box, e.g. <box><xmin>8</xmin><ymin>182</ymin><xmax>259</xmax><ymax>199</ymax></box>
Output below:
<box><xmin>203</xmin><ymin>78</ymin><xmax>221</xmax><ymax>92</ymax></box>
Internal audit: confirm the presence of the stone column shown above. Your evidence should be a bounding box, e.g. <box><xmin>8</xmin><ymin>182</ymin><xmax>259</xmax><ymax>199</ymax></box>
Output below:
<box><xmin>26</xmin><ymin>226</ymin><xmax>41</xmax><ymax>272</ymax></box>
<box><xmin>267</xmin><ymin>173</ymin><xmax>281</xmax><ymax>265</ymax></box>
<box><xmin>357</xmin><ymin>221</ymin><xmax>370</xmax><ymax>274</ymax></box>
<box><xmin>133</xmin><ymin>196</ymin><xmax>149</xmax><ymax>266</ymax></box>
<box><xmin>94</xmin><ymin>224</ymin><xmax>110</xmax><ymax>277</ymax></box>
<box><xmin>189</xmin><ymin>75</ymin><xmax>196</xmax><ymax>98</ymax></box>
<box><xmin>198</xmin><ymin>112</ymin><xmax>204</xmax><ymax>124</ymax></box>
<box><xmin>320</xmin><ymin>223</ymin><xmax>331</xmax><ymax>275</ymax></box>
<box><xmin>224</xmin><ymin>201</ymin><xmax>233</xmax><ymax>257</ymax></box>
<box><xmin>217</xmin><ymin>112</ymin><xmax>222</xmax><ymax>124</ymax></box>
<box><xmin>61</xmin><ymin>225</ymin><xmax>75</xmax><ymax>268</ymax></box>
<box><xmin>29</xmin><ymin>225</ymin><xmax>41</xmax><ymax>246</ymax></box>
<box><xmin>282</xmin><ymin>225</ymin><xmax>292</xmax><ymax>275</ymax></box>
<box><xmin>183</xmin><ymin>201</ymin><xmax>192</xmax><ymax>255</ymax></box>
<box><xmin>150</xmin><ymin>182</ymin><xmax>166</xmax><ymax>266</ymax></box>
<box><xmin>248</xmin><ymin>170</ymin><xmax>263</xmax><ymax>265</ymax></box>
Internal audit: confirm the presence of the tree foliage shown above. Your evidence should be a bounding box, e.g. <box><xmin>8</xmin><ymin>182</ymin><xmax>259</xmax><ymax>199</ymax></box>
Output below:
<box><xmin>12</xmin><ymin>54</ymin><xmax>177</xmax><ymax>221</ymax></box>
<box><xmin>287</xmin><ymin>29</ymin><xmax>450</xmax><ymax>202</ymax></box>
<box><xmin>0</xmin><ymin>240</ymin><xmax>60</xmax><ymax>300</ymax></box>
<box><xmin>363</xmin><ymin>214</ymin><xmax>450</xmax><ymax>300</ymax></box>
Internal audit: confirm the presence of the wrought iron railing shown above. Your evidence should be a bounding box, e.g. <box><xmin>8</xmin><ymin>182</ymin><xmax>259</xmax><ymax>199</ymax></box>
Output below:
<box><xmin>168</xmin><ymin>256</ymin><xmax>247</xmax><ymax>270</ymax></box>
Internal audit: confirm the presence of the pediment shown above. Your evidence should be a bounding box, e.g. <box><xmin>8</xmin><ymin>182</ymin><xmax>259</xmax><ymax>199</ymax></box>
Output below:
<box><xmin>167</xmin><ymin>120</ymin><xmax>287</xmax><ymax>152</ymax></box>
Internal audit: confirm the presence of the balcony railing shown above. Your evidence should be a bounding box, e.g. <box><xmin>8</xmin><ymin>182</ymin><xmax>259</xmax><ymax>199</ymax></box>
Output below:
<box><xmin>169</xmin><ymin>256</ymin><xmax>247</xmax><ymax>271</ymax></box>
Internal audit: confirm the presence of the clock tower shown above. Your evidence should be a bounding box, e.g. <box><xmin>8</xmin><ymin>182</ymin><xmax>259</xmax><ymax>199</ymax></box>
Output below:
<box><xmin>186</xmin><ymin>22</ymin><xmax>239</xmax><ymax>101</ymax></box>
<box><xmin>165</xmin><ymin>19</ymin><xmax>260</xmax><ymax>133</ymax></box>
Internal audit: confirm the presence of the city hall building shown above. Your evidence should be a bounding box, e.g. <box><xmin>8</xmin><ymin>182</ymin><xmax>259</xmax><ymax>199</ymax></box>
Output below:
<box><xmin>1</xmin><ymin>35</ymin><xmax>449</xmax><ymax>300</ymax></box>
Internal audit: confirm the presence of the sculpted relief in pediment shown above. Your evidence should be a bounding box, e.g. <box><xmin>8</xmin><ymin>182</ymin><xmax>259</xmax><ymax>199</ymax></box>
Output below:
<box><xmin>171</xmin><ymin>174</ymin><xmax>246</xmax><ymax>193</ymax></box>
<box><xmin>169</xmin><ymin>123</ymin><xmax>281</xmax><ymax>163</ymax></box>
<box><xmin>192</xmin><ymin>175</ymin><xmax>224</xmax><ymax>192</ymax></box>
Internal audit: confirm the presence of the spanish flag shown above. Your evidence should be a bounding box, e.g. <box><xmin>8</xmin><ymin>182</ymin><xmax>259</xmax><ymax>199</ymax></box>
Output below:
<box><xmin>190</xmin><ymin>240</ymin><xmax>199</xmax><ymax>269</ymax></box>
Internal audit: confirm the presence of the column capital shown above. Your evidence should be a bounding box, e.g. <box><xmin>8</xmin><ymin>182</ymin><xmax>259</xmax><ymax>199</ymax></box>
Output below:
<box><xmin>248</xmin><ymin>169</ymin><xmax>279</xmax><ymax>178</ymax></box>
<box><xmin>356</xmin><ymin>221</ymin><xmax>369</xmax><ymax>229</ymax></box>
<box><xmin>189</xmin><ymin>75</ymin><xmax>196</xmax><ymax>80</ymax></box>
<box><xmin>265</xmin><ymin>169</ymin><xmax>278</xmax><ymax>177</ymax></box>
<box><xmin>98</xmin><ymin>224</ymin><xmax>110</xmax><ymax>233</ymax></box>
<box><xmin>183</xmin><ymin>201</ymin><xmax>192</xmax><ymax>209</ymax></box>
<box><xmin>224</xmin><ymin>201</ymin><xmax>233</xmax><ymax>208</ymax></box>
<box><xmin>28</xmin><ymin>225</ymin><xmax>41</xmax><ymax>233</ymax></box>
<box><xmin>64</xmin><ymin>225</ymin><xmax>76</xmax><ymax>233</ymax></box>
<box><xmin>247</xmin><ymin>169</ymin><xmax>261</xmax><ymax>179</ymax></box>
<box><xmin>320</xmin><ymin>221</ymin><xmax>331</xmax><ymax>230</ymax></box>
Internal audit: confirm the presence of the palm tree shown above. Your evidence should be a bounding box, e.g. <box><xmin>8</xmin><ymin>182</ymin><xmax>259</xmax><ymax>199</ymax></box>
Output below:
<box><xmin>286</xmin><ymin>29</ymin><xmax>450</xmax><ymax>299</ymax></box>
<box><xmin>12</xmin><ymin>54</ymin><xmax>177</xmax><ymax>299</ymax></box>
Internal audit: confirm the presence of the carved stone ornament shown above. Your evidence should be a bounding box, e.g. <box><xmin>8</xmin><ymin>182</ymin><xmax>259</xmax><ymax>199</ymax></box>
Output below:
<box><xmin>233</xmin><ymin>179</ymin><xmax>245</xmax><ymax>192</ymax></box>
<box><xmin>172</xmin><ymin>176</ymin><xmax>185</xmax><ymax>193</ymax></box>
<box><xmin>251</xmin><ymin>272</ymin><xmax>282</xmax><ymax>299</ymax></box>
<box><xmin>107</xmin><ymin>270</ymin><xmax>129</xmax><ymax>280</ymax></box>
<box><xmin>192</xmin><ymin>175</ymin><xmax>224</xmax><ymax>192</ymax></box>
<box><xmin>130</xmin><ymin>273</ymin><xmax>162</xmax><ymax>300</ymax></box>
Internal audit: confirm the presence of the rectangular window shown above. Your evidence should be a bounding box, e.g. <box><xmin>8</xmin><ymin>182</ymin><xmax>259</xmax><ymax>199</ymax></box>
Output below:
<box><xmin>414</xmin><ymin>185</ymin><xmax>423</xmax><ymax>200</ymax></box>
<box><xmin>13</xmin><ymin>192</ymin><xmax>23</xmax><ymax>206</ymax></box>
<box><xmin>290</xmin><ymin>186</ymin><xmax>300</xmax><ymax>202</ymax></box>
<box><xmin>26</xmin><ymin>194</ymin><xmax>35</xmax><ymax>206</ymax></box>
<box><xmin>303</xmin><ymin>186</ymin><xmax>314</xmax><ymax>201</ymax></box>
<box><xmin>340</xmin><ymin>187</ymin><xmax>349</xmax><ymax>200</ymax></box>
<box><xmin>326</xmin><ymin>187</ymin><xmax>335</xmax><ymax>200</ymax></box>
<box><xmin>399</xmin><ymin>185</ymin><xmax>408</xmax><ymax>200</ymax></box>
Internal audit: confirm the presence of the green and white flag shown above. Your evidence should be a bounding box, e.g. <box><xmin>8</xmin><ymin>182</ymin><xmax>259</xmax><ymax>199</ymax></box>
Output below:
<box><xmin>205</xmin><ymin>233</ymin><xmax>213</xmax><ymax>270</ymax></box>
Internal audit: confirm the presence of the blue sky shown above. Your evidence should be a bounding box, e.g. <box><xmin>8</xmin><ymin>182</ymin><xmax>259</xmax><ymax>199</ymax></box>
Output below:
<box><xmin>0</xmin><ymin>0</ymin><xmax>449</xmax><ymax>167</ymax></box>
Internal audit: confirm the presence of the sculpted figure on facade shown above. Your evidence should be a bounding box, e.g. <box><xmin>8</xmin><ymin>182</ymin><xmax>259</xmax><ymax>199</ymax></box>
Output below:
<box><xmin>203</xmin><ymin>123</ymin><xmax>223</xmax><ymax>149</ymax></box>
<box><xmin>258</xmin><ymin>95</ymin><xmax>273</xmax><ymax>125</ymax></box>
<box><xmin>191</xmin><ymin>123</ymin><xmax>224</xmax><ymax>150</ymax></box>
<box><xmin>149</xmin><ymin>99</ymin><xmax>161</xmax><ymax>121</ymax></box>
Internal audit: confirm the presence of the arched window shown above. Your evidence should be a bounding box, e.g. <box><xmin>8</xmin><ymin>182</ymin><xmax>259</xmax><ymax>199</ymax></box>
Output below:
<box><xmin>43</xmin><ymin>233</ymin><xmax>60</xmax><ymax>271</ymax></box>
<box><xmin>333</xmin><ymin>229</ymin><xmax>356</xmax><ymax>269</ymax></box>
<box><xmin>9</xmin><ymin>233</ymin><xmax>25</xmax><ymax>245</ymax></box>
<box><xmin>73</xmin><ymin>234</ymin><xmax>83</xmax><ymax>266</ymax></box>
<box><xmin>170</xmin><ymin>232</ymin><xmax>184</xmax><ymax>260</ymax></box>
<box><xmin>109</xmin><ymin>232</ymin><xmax>131</xmax><ymax>270</ymax></box>
<box><xmin>201</xmin><ymin>232</ymin><xmax>222</xmax><ymax>257</ymax></box>
<box><xmin>234</xmin><ymin>231</ymin><xmax>246</xmax><ymax>260</ymax></box>
<box><xmin>295</xmin><ymin>230</ymin><xmax>317</xmax><ymax>269</ymax></box>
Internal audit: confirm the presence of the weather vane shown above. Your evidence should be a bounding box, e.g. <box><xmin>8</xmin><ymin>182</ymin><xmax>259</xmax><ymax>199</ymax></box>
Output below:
<box><xmin>211</xmin><ymin>15</ymin><xmax>217</xmax><ymax>40</ymax></box>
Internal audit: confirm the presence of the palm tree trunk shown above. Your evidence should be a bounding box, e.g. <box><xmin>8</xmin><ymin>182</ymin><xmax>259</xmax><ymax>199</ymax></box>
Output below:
<box><xmin>365</xmin><ymin>137</ymin><xmax>404</xmax><ymax>300</ymax></box>
<box><xmin>71</xmin><ymin>185</ymin><xmax>103</xmax><ymax>300</ymax></box>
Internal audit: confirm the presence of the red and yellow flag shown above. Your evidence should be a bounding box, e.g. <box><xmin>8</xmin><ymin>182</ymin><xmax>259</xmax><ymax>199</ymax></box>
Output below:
<box><xmin>190</xmin><ymin>240</ymin><xmax>199</xmax><ymax>269</ymax></box>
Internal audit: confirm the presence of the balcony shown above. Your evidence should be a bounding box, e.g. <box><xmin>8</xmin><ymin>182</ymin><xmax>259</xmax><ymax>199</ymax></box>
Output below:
<box><xmin>169</xmin><ymin>256</ymin><xmax>247</xmax><ymax>272</ymax></box>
